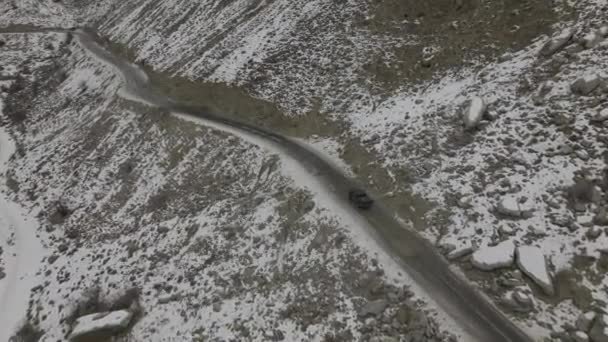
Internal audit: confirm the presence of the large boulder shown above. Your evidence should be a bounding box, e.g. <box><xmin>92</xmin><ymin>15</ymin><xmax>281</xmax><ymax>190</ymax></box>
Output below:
<box><xmin>69</xmin><ymin>310</ymin><xmax>133</xmax><ymax>341</ymax></box>
<box><xmin>589</xmin><ymin>314</ymin><xmax>608</xmax><ymax>342</ymax></box>
<box><xmin>515</xmin><ymin>246</ymin><xmax>554</xmax><ymax>296</ymax></box>
<box><xmin>463</xmin><ymin>96</ymin><xmax>486</xmax><ymax>130</ymax></box>
<box><xmin>540</xmin><ymin>28</ymin><xmax>575</xmax><ymax>56</ymax></box>
<box><xmin>571</xmin><ymin>75</ymin><xmax>602</xmax><ymax>96</ymax></box>
<box><xmin>471</xmin><ymin>240</ymin><xmax>515</xmax><ymax>271</ymax></box>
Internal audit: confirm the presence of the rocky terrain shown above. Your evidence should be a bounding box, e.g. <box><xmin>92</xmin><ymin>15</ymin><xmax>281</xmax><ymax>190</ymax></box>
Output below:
<box><xmin>1</xmin><ymin>0</ymin><xmax>608</xmax><ymax>341</ymax></box>
<box><xmin>0</xmin><ymin>26</ymin><xmax>458</xmax><ymax>342</ymax></box>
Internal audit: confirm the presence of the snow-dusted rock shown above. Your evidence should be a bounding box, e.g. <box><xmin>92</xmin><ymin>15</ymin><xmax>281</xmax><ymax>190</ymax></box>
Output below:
<box><xmin>496</xmin><ymin>196</ymin><xmax>533</xmax><ymax>218</ymax></box>
<box><xmin>593</xmin><ymin>208</ymin><xmax>608</xmax><ymax>226</ymax></box>
<box><xmin>572</xmin><ymin>331</ymin><xmax>589</xmax><ymax>342</ymax></box>
<box><xmin>577</xmin><ymin>311</ymin><xmax>596</xmax><ymax>332</ymax></box>
<box><xmin>513</xmin><ymin>290</ymin><xmax>534</xmax><ymax>308</ymax></box>
<box><xmin>501</xmin><ymin>290</ymin><xmax>533</xmax><ymax>312</ymax></box>
<box><xmin>571</xmin><ymin>74</ymin><xmax>602</xmax><ymax>95</ymax></box>
<box><xmin>540</xmin><ymin>28</ymin><xmax>575</xmax><ymax>56</ymax></box>
<box><xmin>515</xmin><ymin>246</ymin><xmax>554</xmax><ymax>296</ymax></box>
<box><xmin>358</xmin><ymin>299</ymin><xmax>388</xmax><ymax>317</ymax></box>
<box><xmin>463</xmin><ymin>96</ymin><xmax>486</xmax><ymax>130</ymax></box>
<box><xmin>591</xmin><ymin>108</ymin><xmax>608</xmax><ymax>122</ymax></box>
<box><xmin>447</xmin><ymin>244</ymin><xmax>475</xmax><ymax>260</ymax></box>
<box><xmin>600</xmin><ymin>26</ymin><xmax>608</xmax><ymax>38</ymax></box>
<box><xmin>471</xmin><ymin>240</ymin><xmax>515</xmax><ymax>271</ymax></box>
<box><xmin>581</xmin><ymin>31</ymin><xmax>603</xmax><ymax>49</ymax></box>
<box><xmin>69</xmin><ymin>310</ymin><xmax>133</xmax><ymax>340</ymax></box>
<box><xmin>586</xmin><ymin>226</ymin><xmax>603</xmax><ymax>239</ymax></box>
<box><xmin>589</xmin><ymin>315</ymin><xmax>608</xmax><ymax>342</ymax></box>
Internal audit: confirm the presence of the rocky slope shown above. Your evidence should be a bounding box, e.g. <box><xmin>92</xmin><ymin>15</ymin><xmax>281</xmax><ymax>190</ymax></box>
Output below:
<box><xmin>0</xmin><ymin>26</ymin><xmax>457</xmax><ymax>342</ymax></box>
<box><xmin>1</xmin><ymin>0</ymin><xmax>608</xmax><ymax>341</ymax></box>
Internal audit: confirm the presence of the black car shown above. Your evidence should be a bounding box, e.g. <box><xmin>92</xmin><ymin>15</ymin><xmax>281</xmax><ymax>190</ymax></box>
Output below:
<box><xmin>348</xmin><ymin>189</ymin><xmax>373</xmax><ymax>210</ymax></box>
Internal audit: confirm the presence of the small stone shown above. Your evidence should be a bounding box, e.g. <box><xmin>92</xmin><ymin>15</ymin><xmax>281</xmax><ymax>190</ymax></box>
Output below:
<box><xmin>213</xmin><ymin>302</ymin><xmax>222</xmax><ymax>312</ymax></box>
<box><xmin>576</xmin><ymin>150</ymin><xmax>590</xmax><ymax>161</ymax></box>
<box><xmin>513</xmin><ymin>290</ymin><xmax>534</xmax><ymax>308</ymax></box>
<box><xmin>600</xmin><ymin>26</ymin><xmax>608</xmax><ymax>38</ymax></box>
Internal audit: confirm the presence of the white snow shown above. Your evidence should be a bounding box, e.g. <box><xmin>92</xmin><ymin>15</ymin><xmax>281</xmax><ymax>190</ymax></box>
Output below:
<box><xmin>69</xmin><ymin>310</ymin><xmax>133</xmax><ymax>339</ymax></box>
<box><xmin>470</xmin><ymin>240</ymin><xmax>515</xmax><ymax>271</ymax></box>
<box><xmin>516</xmin><ymin>246</ymin><xmax>554</xmax><ymax>295</ymax></box>
<box><xmin>0</xmin><ymin>122</ymin><xmax>45</xmax><ymax>341</ymax></box>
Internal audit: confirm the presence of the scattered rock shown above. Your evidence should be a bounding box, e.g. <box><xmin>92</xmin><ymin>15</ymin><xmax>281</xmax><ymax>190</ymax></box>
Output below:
<box><xmin>69</xmin><ymin>310</ymin><xmax>133</xmax><ymax>341</ymax></box>
<box><xmin>463</xmin><ymin>96</ymin><xmax>487</xmax><ymax>130</ymax></box>
<box><xmin>502</xmin><ymin>291</ymin><xmax>533</xmax><ymax>312</ymax></box>
<box><xmin>591</xmin><ymin>108</ymin><xmax>608</xmax><ymax>122</ymax></box>
<box><xmin>471</xmin><ymin>240</ymin><xmax>515</xmax><ymax>271</ymax></box>
<box><xmin>569</xmin><ymin>179</ymin><xmax>600</xmax><ymax>204</ymax></box>
<box><xmin>571</xmin><ymin>75</ymin><xmax>602</xmax><ymax>96</ymax></box>
<box><xmin>586</xmin><ymin>226</ymin><xmax>603</xmax><ymax>240</ymax></box>
<box><xmin>593</xmin><ymin>208</ymin><xmax>608</xmax><ymax>226</ymax></box>
<box><xmin>447</xmin><ymin>244</ymin><xmax>475</xmax><ymax>260</ymax></box>
<box><xmin>576</xmin><ymin>311</ymin><xmax>596</xmax><ymax>332</ymax></box>
<box><xmin>513</xmin><ymin>290</ymin><xmax>534</xmax><ymax>308</ymax></box>
<box><xmin>540</xmin><ymin>28</ymin><xmax>575</xmax><ymax>56</ymax></box>
<box><xmin>572</xmin><ymin>331</ymin><xmax>590</xmax><ymax>342</ymax></box>
<box><xmin>581</xmin><ymin>31</ymin><xmax>603</xmax><ymax>49</ymax></box>
<box><xmin>496</xmin><ymin>196</ymin><xmax>534</xmax><ymax>218</ymax></box>
<box><xmin>589</xmin><ymin>314</ymin><xmax>608</xmax><ymax>342</ymax></box>
<box><xmin>358</xmin><ymin>299</ymin><xmax>388</xmax><ymax>317</ymax></box>
<box><xmin>515</xmin><ymin>246</ymin><xmax>554</xmax><ymax>296</ymax></box>
<box><xmin>551</xmin><ymin>213</ymin><xmax>574</xmax><ymax>227</ymax></box>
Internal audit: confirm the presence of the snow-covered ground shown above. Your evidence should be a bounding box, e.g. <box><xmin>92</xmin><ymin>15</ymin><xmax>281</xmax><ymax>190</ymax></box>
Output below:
<box><xmin>0</xmin><ymin>29</ymin><xmax>459</xmax><ymax>341</ymax></box>
<box><xmin>0</xmin><ymin>101</ymin><xmax>45</xmax><ymax>342</ymax></box>
<box><xmin>2</xmin><ymin>0</ymin><xmax>608</xmax><ymax>341</ymax></box>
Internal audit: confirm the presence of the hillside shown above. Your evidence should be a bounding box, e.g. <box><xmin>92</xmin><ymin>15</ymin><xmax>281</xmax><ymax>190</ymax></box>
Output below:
<box><xmin>1</xmin><ymin>0</ymin><xmax>608</xmax><ymax>341</ymax></box>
